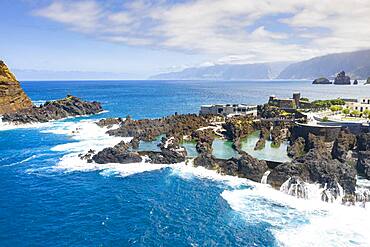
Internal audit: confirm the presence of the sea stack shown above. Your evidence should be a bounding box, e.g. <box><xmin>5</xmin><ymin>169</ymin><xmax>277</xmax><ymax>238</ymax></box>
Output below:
<box><xmin>312</xmin><ymin>77</ymin><xmax>331</xmax><ymax>84</ymax></box>
<box><xmin>0</xmin><ymin>60</ymin><xmax>32</xmax><ymax>115</ymax></box>
<box><xmin>333</xmin><ymin>71</ymin><xmax>351</xmax><ymax>85</ymax></box>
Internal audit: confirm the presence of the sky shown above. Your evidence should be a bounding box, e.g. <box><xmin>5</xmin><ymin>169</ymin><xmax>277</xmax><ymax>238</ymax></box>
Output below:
<box><xmin>1</xmin><ymin>0</ymin><xmax>370</xmax><ymax>79</ymax></box>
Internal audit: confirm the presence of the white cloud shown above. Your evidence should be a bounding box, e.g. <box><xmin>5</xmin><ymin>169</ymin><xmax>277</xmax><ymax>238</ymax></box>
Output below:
<box><xmin>34</xmin><ymin>1</ymin><xmax>103</xmax><ymax>33</ymax></box>
<box><xmin>33</xmin><ymin>0</ymin><xmax>370</xmax><ymax>64</ymax></box>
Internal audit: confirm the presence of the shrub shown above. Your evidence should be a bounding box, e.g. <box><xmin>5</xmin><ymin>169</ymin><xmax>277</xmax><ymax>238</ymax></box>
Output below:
<box><xmin>351</xmin><ymin>110</ymin><xmax>361</xmax><ymax>117</ymax></box>
<box><xmin>322</xmin><ymin>116</ymin><xmax>329</xmax><ymax>122</ymax></box>
<box><xmin>330</xmin><ymin>105</ymin><xmax>343</xmax><ymax>112</ymax></box>
<box><xmin>312</xmin><ymin>98</ymin><xmax>345</xmax><ymax>109</ymax></box>
<box><xmin>363</xmin><ymin>109</ymin><xmax>370</xmax><ymax>118</ymax></box>
<box><xmin>342</xmin><ymin>108</ymin><xmax>350</xmax><ymax>115</ymax></box>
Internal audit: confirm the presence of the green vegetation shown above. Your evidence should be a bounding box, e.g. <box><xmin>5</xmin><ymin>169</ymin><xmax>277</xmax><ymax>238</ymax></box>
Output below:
<box><xmin>350</xmin><ymin>110</ymin><xmax>361</xmax><ymax>117</ymax></box>
<box><xmin>342</xmin><ymin>108</ymin><xmax>350</xmax><ymax>115</ymax></box>
<box><xmin>330</xmin><ymin>105</ymin><xmax>343</xmax><ymax>112</ymax></box>
<box><xmin>362</xmin><ymin>109</ymin><xmax>370</xmax><ymax>118</ymax></box>
<box><xmin>300</xmin><ymin>97</ymin><xmax>309</xmax><ymax>102</ymax></box>
<box><xmin>322</xmin><ymin>116</ymin><xmax>329</xmax><ymax>122</ymax></box>
<box><xmin>270</xmin><ymin>141</ymin><xmax>281</xmax><ymax>148</ymax></box>
<box><xmin>312</xmin><ymin>99</ymin><xmax>345</xmax><ymax>108</ymax></box>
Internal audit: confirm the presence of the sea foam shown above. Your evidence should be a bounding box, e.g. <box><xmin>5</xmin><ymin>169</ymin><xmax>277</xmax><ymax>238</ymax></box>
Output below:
<box><xmin>221</xmin><ymin>182</ymin><xmax>370</xmax><ymax>247</ymax></box>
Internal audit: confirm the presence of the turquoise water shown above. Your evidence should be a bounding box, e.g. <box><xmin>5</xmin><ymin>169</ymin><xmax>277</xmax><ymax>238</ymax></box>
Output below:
<box><xmin>212</xmin><ymin>139</ymin><xmax>240</xmax><ymax>160</ymax></box>
<box><xmin>1</xmin><ymin>80</ymin><xmax>369</xmax><ymax>246</ymax></box>
<box><xmin>241</xmin><ymin>131</ymin><xmax>291</xmax><ymax>163</ymax></box>
<box><xmin>137</xmin><ymin>135</ymin><xmax>164</xmax><ymax>152</ymax></box>
<box><xmin>181</xmin><ymin>141</ymin><xmax>198</xmax><ymax>158</ymax></box>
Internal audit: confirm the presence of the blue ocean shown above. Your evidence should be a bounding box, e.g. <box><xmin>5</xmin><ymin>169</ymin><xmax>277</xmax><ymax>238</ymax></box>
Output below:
<box><xmin>1</xmin><ymin>80</ymin><xmax>369</xmax><ymax>246</ymax></box>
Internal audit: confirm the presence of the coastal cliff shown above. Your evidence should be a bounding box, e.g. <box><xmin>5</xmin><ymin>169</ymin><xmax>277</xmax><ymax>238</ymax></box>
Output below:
<box><xmin>0</xmin><ymin>61</ymin><xmax>32</xmax><ymax>114</ymax></box>
<box><xmin>0</xmin><ymin>60</ymin><xmax>103</xmax><ymax>124</ymax></box>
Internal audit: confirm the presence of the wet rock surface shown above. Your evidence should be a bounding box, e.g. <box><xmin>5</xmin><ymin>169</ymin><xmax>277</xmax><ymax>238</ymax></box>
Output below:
<box><xmin>92</xmin><ymin>141</ymin><xmax>142</xmax><ymax>164</ymax></box>
<box><xmin>2</xmin><ymin>95</ymin><xmax>103</xmax><ymax>124</ymax></box>
<box><xmin>268</xmin><ymin>133</ymin><xmax>357</xmax><ymax>195</ymax></box>
<box><xmin>194</xmin><ymin>151</ymin><xmax>268</xmax><ymax>182</ymax></box>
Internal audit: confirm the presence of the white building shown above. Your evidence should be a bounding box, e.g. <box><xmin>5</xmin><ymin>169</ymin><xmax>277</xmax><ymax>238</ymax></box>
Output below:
<box><xmin>200</xmin><ymin>104</ymin><xmax>257</xmax><ymax>117</ymax></box>
<box><xmin>346</xmin><ymin>98</ymin><xmax>370</xmax><ymax>112</ymax></box>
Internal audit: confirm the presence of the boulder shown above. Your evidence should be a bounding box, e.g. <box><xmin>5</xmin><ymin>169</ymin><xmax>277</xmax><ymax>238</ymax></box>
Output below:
<box><xmin>194</xmin><ymin>153</ymin><xmax>217</xmax><ymax>170</ymax></box>
<box><xmin>270</xmin><ymin>125</ymin><xmax>283</xmax><ymax>148</ymax></box>
<box><xmin>92</xmin><ymin>141</ymin><xmax>142</xmax><ymax>164</ymax></box>
<box><xmin>357</xmin><ymin>151</ymin><xmax>370</xmax><ymax>179</ymax></box>
<box><xmin>194</xmin><ymin>151</ymin><xmax>268</xmax><ymax>182</ymax></box>
<box><xmin>235</xmin><ymin>152</ymin><xmax>269</xmax><ymax>182</ymax></box>
<box><xmin>254</xmin><ymin>138</ymin><xmax>266</xmax><ymax>150</ymax></box>
<box><xmin>333</xmin><ymin>71</ymin><xmax>351</xmax><ymax>85</ymax></box>
<box><xmin>312</xmin><ymin>77</ymin><xmax>331</xmax><ymax>84</ymax></box>
<box><xmin>260</xmin><ymin>125</ymin><xmax>271</xmax><ymax>139</ymax></box>
<box><xmin>331</xmin><ymin>129</ymin><xmax>356</xmax><ymax>162</ymax></box>
<box><xmin>287</xmin><ymin>137</ymin><xmax>305</xmax><ymax>159</ymax></box>
<box><xmin>353</xmin><ymin>79</ymin><xmax>358</xmax><ymax>85</ymax></box>
<box><xmin>142</xmin><ymin>149</ymin><xmax>186</xmax><ymax>164</ymax></box>
<box><xmin>357</xmin><ymin>133</ymin><xmax>370</xmax><ymax>151</ymax></box>
<box><xmin>96</xmin><ymin>118</ymin><xmax>123</xmax><ymax>127</ymax></box>
<box><xmin>130</xmin><ymin>137</ymin><xmax>140</xmax><ymax>149</ymax></box>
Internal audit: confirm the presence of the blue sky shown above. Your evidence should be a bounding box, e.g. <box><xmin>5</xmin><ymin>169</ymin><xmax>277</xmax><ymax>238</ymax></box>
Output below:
<box><xmin>1</xmin><ymin>0</ymin><xmax>370</xmax><ymax>79</ymax></box>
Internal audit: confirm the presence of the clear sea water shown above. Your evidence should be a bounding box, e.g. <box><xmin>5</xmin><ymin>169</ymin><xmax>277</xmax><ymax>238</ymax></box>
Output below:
<box><xmin>1</xmin><ymin>80</ymin><xmax>370</xmax><ymax>246</ymax></box>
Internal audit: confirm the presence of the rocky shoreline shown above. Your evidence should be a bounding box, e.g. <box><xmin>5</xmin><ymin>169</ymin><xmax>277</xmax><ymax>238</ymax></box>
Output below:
<box><xmin>76</xmin><ymin>107</ymin><xmax>369</xmax><ymax>206</ymax></box>
<box><xmin>1</xmin><ymin>95</ymin><xmax>103</xmax><ymax>124</ymax></box>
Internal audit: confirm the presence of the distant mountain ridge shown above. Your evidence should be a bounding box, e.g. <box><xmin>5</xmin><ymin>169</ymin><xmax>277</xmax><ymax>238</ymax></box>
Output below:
<box><xmin>278</xmin><ymin>49</ymin><xmax>370</xmax><ymax>79</ymax></box>
<box><xmin>151</xmin><ymin>49</ymin><xmax>370</xmax><ymax>80</ymax></box>
<box><xmin>150</xmin><ymin>62</ymin><xmax>290</xmax><ymax>80</ymax></box>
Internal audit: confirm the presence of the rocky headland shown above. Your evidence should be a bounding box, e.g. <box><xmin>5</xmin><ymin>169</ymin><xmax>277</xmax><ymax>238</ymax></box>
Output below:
<box><xmin>0</xmin><ymin>61</ymin><xmax>32</xmax><ymax>114</ymax></box>
<box><xmin>1</xmin><ymin>95</ymin><xmax>103</xmax><ymax>124</ymax></box>
<box><xmin>0</xmin><ymin>60</ymin><xmax>103</xmax><ymax>124</ymax></box>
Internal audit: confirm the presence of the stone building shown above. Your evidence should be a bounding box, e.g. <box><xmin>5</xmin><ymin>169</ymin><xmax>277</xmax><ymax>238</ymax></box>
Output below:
<box><xmin>268</xmin><ymin>92</ymin><xmax>310</xmax><ymax>109</ymax></box>
<box><xmin>200</xmin><ymin>104</ymin><xmax>257</xmax><ymax>117</ymax></box>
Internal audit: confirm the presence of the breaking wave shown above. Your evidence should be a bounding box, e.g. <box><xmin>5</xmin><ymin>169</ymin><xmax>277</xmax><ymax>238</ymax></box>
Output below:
<box><xmin>221</xmin><ymin>182</ymin><xmax>370</xmax><ymax>247</ymax></box>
